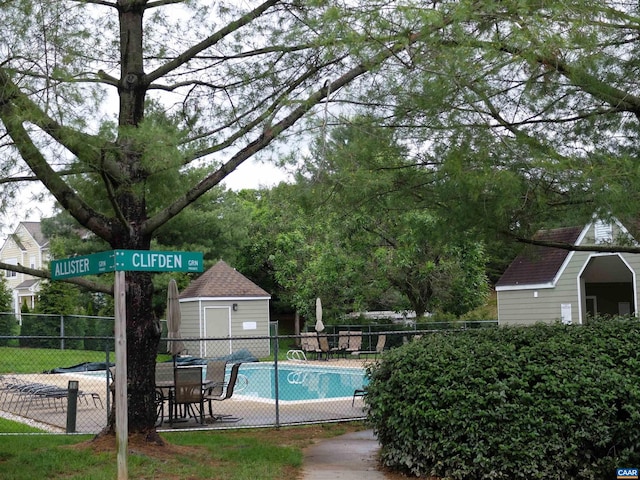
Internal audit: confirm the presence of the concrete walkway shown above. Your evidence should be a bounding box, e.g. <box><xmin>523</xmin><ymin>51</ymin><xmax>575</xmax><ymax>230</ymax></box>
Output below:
<box><xmin>300</xmin><ymin>429</ymin><xmax>388</xmax><ymax>479</ymax></box>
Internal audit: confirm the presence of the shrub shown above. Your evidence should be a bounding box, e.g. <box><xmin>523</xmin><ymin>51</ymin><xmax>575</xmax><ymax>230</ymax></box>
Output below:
<box><xmin>19</xmin><ymin>314</ymin><xmax>61</xmax><ymax>349</ymax></box>
<box><xmin>0</xmin><ymin>312</ymin><xmax>17</xmax><ymax>346</ymax></box>
<box><xmin>366</xmin><ymin>320</ymin><xmax>640</xmax><ymax>480</ymax></box>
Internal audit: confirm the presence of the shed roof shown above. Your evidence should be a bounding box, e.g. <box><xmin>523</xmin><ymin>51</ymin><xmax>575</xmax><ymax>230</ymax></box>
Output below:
<box><xmin>496</xmin><ymin>226</ymin><xmax>583</xmax><ymax>288</ymax></box>
<box><xmin>180</xmin><ymin>260</ymin><xmax>270</xmax><ymax>299</ymax></box>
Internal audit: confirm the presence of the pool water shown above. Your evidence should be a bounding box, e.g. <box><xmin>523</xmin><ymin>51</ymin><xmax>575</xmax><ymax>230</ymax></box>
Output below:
<box><xmin>75</xmin><ymin>363</ymin><xmax>368</xmax><ymax>403</ymax></box>
<box><xmin>236</xmin><ymin>363</ymin><xmax>367</xmax><ymax>403</ymax></box>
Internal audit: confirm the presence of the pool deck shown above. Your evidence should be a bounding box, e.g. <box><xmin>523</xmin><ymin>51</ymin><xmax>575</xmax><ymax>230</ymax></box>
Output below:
<box><xmin>0</xmin><ymin>358</ymin><xmax>374</xmax><ymax>433</ymax></box>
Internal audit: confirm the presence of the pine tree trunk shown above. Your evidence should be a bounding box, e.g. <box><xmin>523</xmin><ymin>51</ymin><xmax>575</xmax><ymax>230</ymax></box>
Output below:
<box><xmin>102</xmin><ymin>2</ymin><xmax>159</xmax><ymax>436</ymax></box>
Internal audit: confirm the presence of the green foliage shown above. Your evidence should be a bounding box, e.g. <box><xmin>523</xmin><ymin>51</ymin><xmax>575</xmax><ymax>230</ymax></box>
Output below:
<box><xmin>19</xmin><ymin>279</ymin><xmax>84</xmax><ymax>349</ymax></box>
<box><xmin>19</xmin><ymin>313</ymin><xmax>60</xmax><ymax>349</ymax></box>
<box><xmin>366</xmin><ymin>320</ymin><xmax>640</xmax><ymax>479</ymax></box>
<box><xmin>291</xmin><ymin>116</ymin><xmax>491</xmax><ymax>319</ymax></box>
<box><xmin>0</xmin><ymin>276</ymin><xmax>16</xmax><ymax>345</ymax></box>
<box><xmin>38</xmin><ymin>280</ymin><xmax>84</xmax><ymax>349</ymax></box>
<box><xmin>0</xmin><ymin>312</ymin><xmax>18</xmax><ymax>346</ymax></box>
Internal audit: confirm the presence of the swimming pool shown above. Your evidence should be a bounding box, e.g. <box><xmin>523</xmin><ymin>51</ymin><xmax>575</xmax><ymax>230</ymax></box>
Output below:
<box><xmin>73</xmin><ymin>362</ymin><xmax>368</xmax><ymax>403</ymax></box>
<box><xmin>236</xmin><ymin>363</ymin><xmax>367</xmax><ymax>403</ymax></box>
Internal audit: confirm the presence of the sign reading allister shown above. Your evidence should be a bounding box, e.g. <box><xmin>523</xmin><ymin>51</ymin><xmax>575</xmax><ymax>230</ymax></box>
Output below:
<box><xmin>51</xmin><ymin>250</ymin><xmax>116</xmax><ymax>279</ymax></box>
<box><xmin>50</xmin><ymin>249</ymin><xmax>203</xmax><ymax>279</ymax></box>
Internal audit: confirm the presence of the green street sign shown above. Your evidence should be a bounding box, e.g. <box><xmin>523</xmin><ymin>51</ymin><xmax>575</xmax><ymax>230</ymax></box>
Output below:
<box><xmin>51</xmin><ymin>250</ymin><xmax>116</xmax><ymax>279</ymax></box>
<box><xmin>51</xmin><ymin>250</ymin><xmax>203</xmax><ymax>279</ymax></box>
<box><xmin>114</xmin><ymin>250</ymin><xmax>203</xmax><ymax>273</ymax></box>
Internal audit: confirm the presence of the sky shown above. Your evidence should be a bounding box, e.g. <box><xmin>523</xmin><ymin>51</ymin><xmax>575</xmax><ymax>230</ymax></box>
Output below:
<box><xmin>222</xmin><ymin>158</ymin><xmax>292</xmax><ymax>191</ymax></box>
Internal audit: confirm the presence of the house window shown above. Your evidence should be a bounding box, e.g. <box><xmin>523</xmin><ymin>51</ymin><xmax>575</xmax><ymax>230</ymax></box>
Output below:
<box><xmin>4</xmin><ymin>258</ymin><xmax>17</xmax><ymax>277</ymax></box>
<box><xmin>594</xmin><ymin>220</ymin><xmax>613</xmax><ymax>244</ymax></box>
<box><xmin>30</xmin><ymin>255</ymin><xmax>36</xmax><ymax>269</ymax></box>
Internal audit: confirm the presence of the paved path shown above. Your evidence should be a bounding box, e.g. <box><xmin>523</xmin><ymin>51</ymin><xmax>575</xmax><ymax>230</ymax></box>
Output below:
<box><xmin>300</xmin><ymin>429</ymin><xmax>388</xmax><ymax>480</ymax></box>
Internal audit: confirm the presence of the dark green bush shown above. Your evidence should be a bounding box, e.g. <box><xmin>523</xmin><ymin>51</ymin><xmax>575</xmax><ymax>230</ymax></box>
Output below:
<box><xmin>0</xmin><ymin>312</ymin><xmax>17</xmax><ymax>346</ymax></box>
<box><xmin>19</xmin><ymin>314</ymin><xmax>61</xmax><ymax>348</ymax></box>
<box><xmin>366</xmin><ymin>320</ymin><xmax>640</xmax><ymax>480</ymax></box>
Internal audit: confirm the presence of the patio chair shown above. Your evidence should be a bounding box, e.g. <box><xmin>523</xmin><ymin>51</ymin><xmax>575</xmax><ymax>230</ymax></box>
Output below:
<box><xmin>155</xmin><ymin>363</ymin><xmax>174</xmax><ymax>386</ymax></box>
<box><xmin>154</xmin><ymin>363</ymin><xmax>174</xmax><ymax>424</ymax></box>
<box><xmin>204</xmin><ymin>362</ymin><xmax>242</xmax><ymax>422</ymax></box>
<box><xmin>203</xmin><ymin>360</ymin><xmax>227</xmax><ymax>397</ymax></box>
<box><xmin>170</xmin><ymin>367</ymin><xmax>204</xmax><ymax>426</ymax></box>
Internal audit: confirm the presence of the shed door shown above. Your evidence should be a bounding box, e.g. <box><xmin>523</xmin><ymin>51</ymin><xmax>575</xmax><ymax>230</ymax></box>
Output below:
<box><xmin>204</xmin><ymin>307</ymin><xmax>232</xmax><ymax>357</ymax></box>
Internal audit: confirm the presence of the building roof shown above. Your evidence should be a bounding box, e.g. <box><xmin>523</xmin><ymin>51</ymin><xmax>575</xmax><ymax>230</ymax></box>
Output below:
<box><xmin>180</xmin><ymin>260</ymin><xmax>270</xmax><ymax>299</ymax></box>
<box><xmin>15</xmin><ymin>279</ymin><xmax>40</xmax><ymax>290</ymax></box>
<box><xmin>495</xmin><ymin>226</ymin><xmax>584</xmax><ymax>288</ymax></box>
<box><xmin>20</xmin><ymin>222</ymin><xmax>48</xmax><ymax>247</ymax></box>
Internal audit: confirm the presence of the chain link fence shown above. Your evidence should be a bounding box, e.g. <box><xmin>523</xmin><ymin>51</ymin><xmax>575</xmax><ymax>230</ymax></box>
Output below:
<box><xmin>0</xmin><ymin>320</ymin><xmax>497</xmax><ymax>434</ymax></box>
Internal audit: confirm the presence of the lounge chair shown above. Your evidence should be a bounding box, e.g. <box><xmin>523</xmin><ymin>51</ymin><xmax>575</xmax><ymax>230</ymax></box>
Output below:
<box><xmin>317</xmin><ymin>334</ymin><xmax>332</xmax><ymax>360</ymax></box>
<box><xmin>319</xmin><ymin>333</ymin><xmax>348</xmax><ymax>360</ymax></box>
<box><xmin>204</xmin><ymin>362</ymin><xmax>242</xmax><ymax>422</ymax></box>
<box><xmin>300</xmin><ymin>332</ymin><xmax>322</xmax><ymax>360</ymax></box>
<box><xmin>345</xmin><ymin>331</ymin><xmax>362</xmax><ymax>355</ymax></box>
<box><xmin>352</xmin><ymin>334</ymin><xmax>386</xmax><ymax>358</ymax></box>
<box><xmin>335</xmin><ymin>331</ymin><xmax>351</xmax><ymax>358</ymax></box>
<box><xmin>170</xmin><ymin>367</ymin><xmax>204</xmax><ymax>426</ymax></box>
<box><xmin>352</xmin><ymin>387</ymin><xmax>367</xmax><ymax>406</ymax></box>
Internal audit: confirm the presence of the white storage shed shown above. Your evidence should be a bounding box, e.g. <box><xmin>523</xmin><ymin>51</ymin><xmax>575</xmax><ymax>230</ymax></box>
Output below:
<box><xmin>179</xmin><ymin>260</ymin><xmax>271</xmax><ymax>358</ymax></box>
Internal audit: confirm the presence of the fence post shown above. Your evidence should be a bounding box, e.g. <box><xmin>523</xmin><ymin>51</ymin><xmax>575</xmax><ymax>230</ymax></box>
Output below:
<box><xmin>60</xmin><ymin>315</ymin><xmax>65</xmax><ymax>350</ymax></box>
<box><xmin>105</xmin><ymin>344</ymin><xmax>111</xmax><ymax>419</ymax></box>
<box><xmin>273</xmin><ymin>322</ymin><xmax>280</xmax><ymax>428</ymax></box>
<box><xmin>66</xmin><ymin>380</ymin><xmax>79</xmax><ymax>433</ymax></box>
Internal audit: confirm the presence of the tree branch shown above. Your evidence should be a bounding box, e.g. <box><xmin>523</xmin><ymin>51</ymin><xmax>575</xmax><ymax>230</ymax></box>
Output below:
<box><xmin>145</xmin><ymin>0</ymin><xmax>282</xmax><ymax>84</ymax></box>
<box><xmin>0</xmin><ymin>71</ymin><xmax>115</xmax><ymax>241</ymax></box>
<box><xmin>490</xmin><ymin>39</ymin><xmax>640</xmax><ymax>117</ymax></box>
<box><xmin>0</xmin><ymin>262</ymin><xmax>113</xmax><ymax>295</ymax></box>
<box><xmin>142</xmin><ymin>30</ymin><xmax>432</xmax><ymax>235</ymax></box>
<box><xmin>146</xmin><ymin>0</ymin><xmax>186</xmax><ymax>7</ymax></box>
<box><xmin>68</xmin><ymin>0</ymin><xmax>116</xmax><ymax>6</ymax></box>
<box><xmin>511</xmin><ymin>234</ymin><xmax>640</xmax><ymax>254</ymax></box>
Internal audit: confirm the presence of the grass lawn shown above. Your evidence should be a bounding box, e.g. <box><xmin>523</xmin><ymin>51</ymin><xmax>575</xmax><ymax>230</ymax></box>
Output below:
<box><xmin>0</xmin><ymin>418</ymin><xmax>367</xmax><ymax>480</ymax></box>
<box><xmin>0</xmin><ymin>346</ymin><xmax>172</xmax><ymax>374</ymax></box>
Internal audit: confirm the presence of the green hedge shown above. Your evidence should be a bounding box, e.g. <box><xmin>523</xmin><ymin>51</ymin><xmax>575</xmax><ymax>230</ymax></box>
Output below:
<box><xmin>366</xmin><ymin>320</ymin><xmax>640</xmax><ymax>479</ymax></box>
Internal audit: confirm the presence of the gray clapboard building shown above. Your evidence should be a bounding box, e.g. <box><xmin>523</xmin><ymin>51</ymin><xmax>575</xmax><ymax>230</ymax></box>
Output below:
<box><xmin>179</xmin><ymin>260</ymin><xmax>271</xmax><ymax>358</ymax></box>
<box><xmin>496</xmin><ymin>218</ymin><xmax>640</xmax><ymax>325</ymax></box>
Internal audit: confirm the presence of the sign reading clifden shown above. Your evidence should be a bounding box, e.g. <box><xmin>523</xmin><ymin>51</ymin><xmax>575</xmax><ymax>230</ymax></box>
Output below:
<box><xmin>114</xmin><ymin>250</ymin><xmax>203</xmax><ymax>273</ymax></box>
<box><xmin>51</xmin><ymin>249</ymin><xmax>203</xmax><ymax>279</ymax></box>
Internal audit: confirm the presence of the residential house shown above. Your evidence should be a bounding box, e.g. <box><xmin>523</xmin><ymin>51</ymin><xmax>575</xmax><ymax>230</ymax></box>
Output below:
<box><xmin>496</xmin><ymin>218</ymin><xmax>640</xmax><ymax>325</ymax></box>
<box><xmin>0</xmin><ymin>222</ymin><xmax>49</xmax><ymax>314</ymax></box>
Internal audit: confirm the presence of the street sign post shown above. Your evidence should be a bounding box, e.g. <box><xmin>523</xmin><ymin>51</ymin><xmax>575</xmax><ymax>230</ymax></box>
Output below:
<box><xmin>50</xmin><ymin>249</ymin><xmax>203</xmax><ymax>480</ymax></box>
